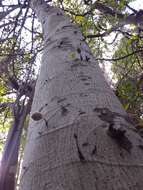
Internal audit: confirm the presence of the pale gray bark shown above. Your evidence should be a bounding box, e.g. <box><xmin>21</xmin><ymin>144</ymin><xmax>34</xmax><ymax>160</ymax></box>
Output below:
<box><xmin>20</xmin><ymin>1</ymin><xmax>143</xmax><ymax>190</ymax></box>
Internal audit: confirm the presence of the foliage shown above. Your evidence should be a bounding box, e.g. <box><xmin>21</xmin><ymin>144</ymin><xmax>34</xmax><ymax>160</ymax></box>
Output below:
<box><xmin>112</xmin><ymin>35</ymin><xmax>143</xmax><ymax>128</ymax></box>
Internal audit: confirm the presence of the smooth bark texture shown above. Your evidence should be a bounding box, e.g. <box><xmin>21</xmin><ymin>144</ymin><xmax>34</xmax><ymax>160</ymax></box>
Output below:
<box><xmin>20</xmin><ymin>1</ymin><xmax>143</xmax><ymax>189</ymax></box>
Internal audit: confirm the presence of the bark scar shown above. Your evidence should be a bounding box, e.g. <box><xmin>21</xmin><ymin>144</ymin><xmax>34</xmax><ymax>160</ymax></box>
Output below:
<box><xmin>93</xmin><ymin>107</ymin><xmax>133</xmax><ymax>152</ymax></box>
<box><xmin>108</xmin><ymin>123</ymin><xmax>132</xmax><ymax>152</ymax></box>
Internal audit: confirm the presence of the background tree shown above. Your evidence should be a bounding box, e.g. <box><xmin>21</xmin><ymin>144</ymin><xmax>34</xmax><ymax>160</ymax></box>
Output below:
<box><xmin>0</xmin><ymin>0</ymin><xmax>143</xmax><ymax>189</ymax></box>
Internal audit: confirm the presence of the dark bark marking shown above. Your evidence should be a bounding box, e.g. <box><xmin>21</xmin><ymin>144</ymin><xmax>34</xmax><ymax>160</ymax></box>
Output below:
<box><xmin>74</xmin><ymin>134</ymin><xmax>86</xmax><ymax>162</ymax></box>
<box><xmin>79</xmin><ymin>111</ymin><xmax>86</xmax><ymax>115</ymax></box>
<box><xmin>44</xmin><ymin>119</ymin><xmax>48</xmax><ymax>128</ymax></box>
<box><xmin>82</xmin><ymin>142</ymin><xmax>89</xmax><ymax>147</ymax></box>
<box><xmin>108</xmin><ymin>123</ymin><xmax>132</xmax><ymax>153</ymax></box>
<box><xmin>76</xmin><ymin>47</ymin><xmax>83</xmax><ymax>61</ymax></box>
<box><xmin>80</xmin><ymin>77</ymin><xmax>88</xmax><ymax>81</ymax></box>
<box><xmin>22</xmin><ymin>166</ymin><xmax>27</xmax><ymax>170</ymax></box>
<box><xmin>57</xmin><ymin>41</ymin><xmax>64</xmax><ymax>48</ymax></box>
<box><xmin>85</xmin><ymin>55</ymin><xmax>90</xmax><ymax>61</ymax></box>
<box><xmin>91</xmin><ymin>145</ymin><xmax>97</xmax><ymax>156</ymax></box>
<box><xmin>57</xmin><ymin>98</ymin><xmax>66</xmax><ymax>103</ymax></box>
<box><xmin>60</xmin><ymin>38</ymin><xmax>72</xmax><ymax>48</ymax></box>
<box><xmin>57</xmin><ymin>12</ymin><xmax>62</xmax><ymax>15</ymax></box>
<box><xmin>38</xmin><ymin>131</ymin><xmax>42</xmax><ymax>135</ymax></box>
<box><xmin>43</xmin><ymin>79</ymin><xmax>50</xmax><ymax>86</ymax></box>
<box><xmin>79</xmin><ymin>74</ymin><xmax>91</xmax><ymax>81</ymax></box>
<box><xmin>138</xmin><ymin>144</ymin><xmax>143</xmax><ymax>150</ymax></box>
<box><xmin>42</xmin><ymin>20</ymin><xmax>46</xmax><ymax>24</ymax></box>
<box><xmin>84</xmin><ymin>82</ymin><xmax>90</xmax><ymax>85</ymax></box>
<box><xmin>61</xmin><ymin>25</ymin><xmax>73</xmax><ymax>29</ymax></box>
<box><xmin>74</xmin><ymin>133</ymin><xmax>77</xmax><ymax>139</ymax></box>
<box><xmin>77</xmin><ymin>48</ymin><xmax>81</xmax><ymax>54</ymax></box>
<box><xmin>119</xmin><ymin>152</ymin><xmax>124</xmax><ymax>158</ymax></box>
<box><xmin>80</xmin><ymin>54</ymin><xmax>83</xmax><ymax>61</ymax></box>
<box><xmin>108</xmin><ymin>123</ymin><xmax>126</xmax><ymax>138</ymax></box>
<box><xmin>61</xmin><ymin>106</ymin><xmax>68</xmax><ymax>116</ymax></box>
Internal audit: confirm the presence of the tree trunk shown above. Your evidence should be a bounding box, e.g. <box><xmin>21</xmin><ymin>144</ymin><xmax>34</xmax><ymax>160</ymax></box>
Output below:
<box><xmin>20</xmin><ymin>1</ymin><xmax>143</xmax><ymax>189</ymax></box>
<box><xmin>0</xmin><ymin>102</ymin><xmax>29</xmax><ymax>190</ymax></box>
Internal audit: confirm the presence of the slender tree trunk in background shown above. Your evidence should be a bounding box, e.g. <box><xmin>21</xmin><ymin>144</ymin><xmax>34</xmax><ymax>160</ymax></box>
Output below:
<box><xmin>0</xmin><ymin>103</ymin><xmax>29</xmax><ymax>190</ymax></box>
<box><xmin>20</xmin><ymin>1</ymin><xmax>143</xmax><ymax>189</ymax></box>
